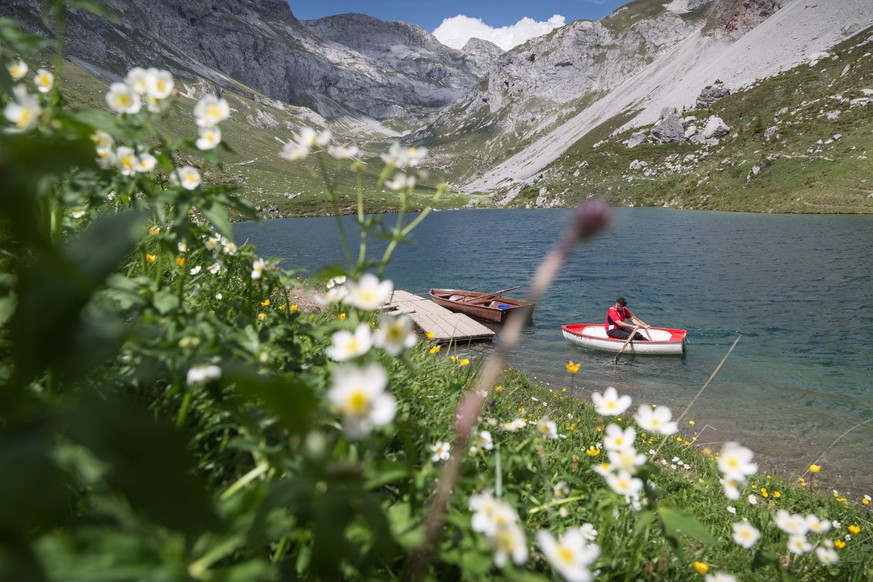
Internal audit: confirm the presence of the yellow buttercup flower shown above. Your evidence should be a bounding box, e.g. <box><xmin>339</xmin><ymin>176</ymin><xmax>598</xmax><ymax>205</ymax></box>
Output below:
<box><xmin>261</xmin><ymin>299</ymin><xmax>271</xmax><ymax>306</ymax></box>
<box><xmin>429</xmin><ymin>345</ymin><xmax>441</xmax><ymax>355</ymax></box>
<box><xmin>278</xmin><ymin>304</ymin><xmax>286</xmax><ymax>310</ymax></box>
<box><xmin>834</xmin><ymin>539</ymin><xmax>846</xmax><ymax>549</ymax></box>
<box><xmin>565</xmin><ymin>360</ymin><xmax>581</xmax><ymax>374</ymax></box>
<box><xmin>809</xmin><ymin>464</ymin><xmax>821</xmax><ymax>473</ymax></box>
<box><xmin>459</xmin><ymin>358</ymin><xmax>470</xmax><ymax>367</ymax></box>
<box><xmin>291</xmin><ymin>304</ymin><xmax>299</xmax><ymax>312</ymax></box>
<box><xmin>494</xmin><ymin>385</ymin><xmax>503</xmax><ymax>392</ymax></box>
<box><xmin>175</xmin><ymin>257</ymin><xmax>185</xmax><ymax>267</ymax></box>
<box><xmin>450</xmin><ymin>356</ymin><xmax>458</xmax><ymax>363</ymax></box>
<box><xmin>426</xmin><ymin>331</ymin><xmax>434</xmax><ymax>339</ymax></box>
<box><xmin>760</xmin><ymin>488</ymin><xmax>769</xmax><ymax>498</ymax></box>
<box><xmin>258</xmin><ymin>313</ymin><xmax>266</xmax><ymax>321</ymax></box>
<box><xmin>148</xmin><ymin>225</ymin><xmax>160</xmax><ymax>235</ymax></box>
<box><xmin>585</xmin><ymin>446</ymin><xmax>600</xmax><ymax>457</ymax></box>
<box><xmin>338</xmin><ymin>313</ymin><xmax>347</xmax><ymax>320</ymax></box>
<box><xmin>693</xmin><ymin>562</ymin><xmax>709</xmax><ymax>574</ymax></box>
<box><xmin>848</xmin><ymin>524</ymin><xmax>861</xmax><ymax>535</ymax></box>
<box><xmin>773</xmin><ymin>491</ymin><xmax>781</xmax><ymax>499</ymax></box>
<box><xmin>145</xmin><ymin>254</ymin><xmax>157</xmax><ymax>263</ymax></box>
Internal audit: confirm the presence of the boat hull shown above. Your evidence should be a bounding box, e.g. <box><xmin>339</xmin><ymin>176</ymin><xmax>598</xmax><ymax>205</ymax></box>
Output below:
<box><xmin>429</xmin><ymin>288</ymin><xmax>535</xmax><ymax>324</ymax></box>
<box><xmin>561</xmin><ymin>324</ymin><xmax>686</xmax><ymax>355</ymax></box>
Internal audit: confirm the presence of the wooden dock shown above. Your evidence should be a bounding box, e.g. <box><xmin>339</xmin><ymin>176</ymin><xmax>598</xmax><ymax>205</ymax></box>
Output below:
<box><xmin>385</xmin><ymin>290</ymin><xmax>495</xmax><ymax>343</ymax></box>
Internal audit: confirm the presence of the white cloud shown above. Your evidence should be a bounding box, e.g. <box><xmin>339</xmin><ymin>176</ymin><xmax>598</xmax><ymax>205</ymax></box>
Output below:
<box><xmin>433</xmin><ymin>14</ymin><xmax>566</xmax><ymax>51</ymax></box>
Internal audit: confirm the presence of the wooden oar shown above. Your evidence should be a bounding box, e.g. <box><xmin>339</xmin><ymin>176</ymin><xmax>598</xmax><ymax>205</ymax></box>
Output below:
<box><xmin>613</xmin><ymin>326</ymin><xmax>639</xmax><ymax>365</ymax></box>
<box><xmin>459</xmin><ymin>285</ymin><xmax>520</xmax><ymax>303</ymax></box>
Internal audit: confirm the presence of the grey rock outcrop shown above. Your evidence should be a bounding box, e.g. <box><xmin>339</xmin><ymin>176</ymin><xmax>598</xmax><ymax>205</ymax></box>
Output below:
<box><xmin>650</xmin><ymin>112</ymin><xmax>686</xmax><ymax>143</ymax></box>
<box><xmin>696</xmin><ymin>82</ymin><xmax>731</xmax><ymax>108</ymax></box>
<box><xmin>702</xmin><ymin>115</ymin><xmax>731</xmax><ymax>139</ymax></box>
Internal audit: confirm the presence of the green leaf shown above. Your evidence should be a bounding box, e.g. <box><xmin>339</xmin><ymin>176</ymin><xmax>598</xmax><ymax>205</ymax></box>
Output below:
<box><xmin>200</xmin><ymin>201</ymin><xmax>233</xmax><ymax>239</ymax></box>
<box><xmin>61</xmin><ymin>395</ymin><xmax>220</xmax><ymax>537</ymax></box>
<box><xmin>152</xmin><ymin>290</ymin><xmax>180</xmax><ymax>315</ymax></box>
<box><xmin>223</xmin><ymin>366</ymin><xmax>317</xmax><ymax>435</ymax></box>
<box><xmin>658</xmin><ymin>506</ymin><xmax>718</xmax><ymax>546</ymax></box>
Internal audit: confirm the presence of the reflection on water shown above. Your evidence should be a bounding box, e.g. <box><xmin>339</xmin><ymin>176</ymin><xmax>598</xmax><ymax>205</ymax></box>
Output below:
<box><xmin>236</xmin><ymin>208</ymin><xmax>873</xmax><ymax>494</ymax></box>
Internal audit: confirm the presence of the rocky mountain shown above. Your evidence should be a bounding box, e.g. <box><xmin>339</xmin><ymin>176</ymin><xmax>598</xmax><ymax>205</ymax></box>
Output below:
<box><xmin>2</xmin><ymin>0</ymin><xmax>872</xmax><ymax>212</ymax></box>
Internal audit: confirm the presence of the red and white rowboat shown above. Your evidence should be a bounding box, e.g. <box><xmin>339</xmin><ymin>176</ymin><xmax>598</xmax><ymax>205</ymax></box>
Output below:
<box><xmin>561</xmin><ymin>324</ymin><xmax>687</xmax><ymax>355</ymax></box>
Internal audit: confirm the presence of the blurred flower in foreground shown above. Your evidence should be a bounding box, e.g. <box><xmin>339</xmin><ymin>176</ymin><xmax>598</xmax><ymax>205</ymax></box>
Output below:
<box><xmin>186</xmin><ymin>364</ymin><xmax>222</xmax><ymax>385</ymax></box>
<box><xmin>374</xmin><ymin>314</ymin><xmax>417</xmax><ymax>356</ymax></box>
<box><xmin>344</xmin><ymin>273</ymin><xmax>393</xmax><ymax>311</ymax></box>
<box><xmin>537</xmin><ymin>528</ymin><xmax>600</xmax><ymax>582</ymax></box>
<box><xmin>327</xmin><ymin>363</ymin><xmax>395</xmax><ymax>440</ymax></box>
<box><xmin>591</xmin><ymin>386</ymin><xmax>631</xmax><ymax>416</ymax></box>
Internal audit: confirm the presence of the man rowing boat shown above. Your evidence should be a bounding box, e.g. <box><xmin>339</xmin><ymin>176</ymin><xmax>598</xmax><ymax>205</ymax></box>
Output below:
<box><xmin>605</xmin><ymin>297</ymin><xmax>650</xmax><ymax>341</ymax></box>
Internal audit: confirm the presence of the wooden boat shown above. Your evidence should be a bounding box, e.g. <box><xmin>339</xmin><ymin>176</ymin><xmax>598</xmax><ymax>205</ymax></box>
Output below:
<box><xmin>428</xmin><ymin>288</ymin><xmax>535</xmax><ymax>324</ymax></box>
<box><xmin>561</xmin><ymin>324</ymin><xmax>687</xmax><ymax>355</ymax></box>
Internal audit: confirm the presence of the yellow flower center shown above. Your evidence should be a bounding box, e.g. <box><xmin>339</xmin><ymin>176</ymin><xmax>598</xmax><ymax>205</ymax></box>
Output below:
<box><xmin>558</xmin><ymin>545</ymin><xmax>574</xmax><ymax>564</ymax></box>
<box><xmin>346</xmin><ymin>390</ymin><xmax>369</xmax><ymax>415</ymax></box>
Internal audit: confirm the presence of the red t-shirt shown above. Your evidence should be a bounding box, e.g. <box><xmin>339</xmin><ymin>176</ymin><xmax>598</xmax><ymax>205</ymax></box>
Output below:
<box><xmin>605</xmin><ymin>306</ymin><xmax>633</xmax><ymax>331</ymax></box>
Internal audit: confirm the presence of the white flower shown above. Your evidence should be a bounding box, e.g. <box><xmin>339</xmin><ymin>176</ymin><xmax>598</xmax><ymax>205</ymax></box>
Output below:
<box><xmin>208</xmin><ymin>262</ymin><xmax>221</xmax><ymax>275</ymax></box>
<box><xmin>33</xmin><ymin>68</ymin><xmax>54</xmax><ymax>93</ymax></box>
<box><xmin>786</xmin><ymin>534</ymin><xmax>812</xmax><ymax>555</ymax></box>
<box><xmin>633</xmin><ymin>404</ymin><xmax>678</xmax><ymax>435</ymax></box>
<box><xmin>251</xmin><ymin>258</ymin><xmax>268</xmax><ymax>280</ymax></box>
<box><xmin>385</xmin><ymin>172</ymin><xmax>416</xmax><ymax>191</ymax></box>
<box><xmin>607</xmin><ymin>447</ymin><xmax>647</xmax><ymax>473</ymax></box>
<box><xmin>194</xmin><ymin>94</ymin><xmax>230</xmax><ymax>127</ymax></box>
<box><xmin>189</xmin><ymin>265</ymin><xmax>202</xmax><ymax>275</ymax></box>
<box><xmin>373</xmin><ymin>314</ymin><xmax>417</xmax><ymax>356</ymax></box>
<box><xmin>135</xmin><ymin>152</ymin><xmax>157</xmax><ymax>173</ymax></box>
<box><xmin>215</xmin><ymin>292</ymin><xmax>223</xmax><ymax>300</ymax></box>
<box><xmin>344</xmin><ymin>273</ymin><xmax>393</xmax><ymax>311</ymax></box>
<box><xmin>473</xmin><ymin>430</ymin><xmax>494</xmax><ymax>452</ymax></box>
<box><xmin>172</xmin><ymin>165</ymin><xmax>202</xmax><ymax>190</ymax></box>
<box><xmin>177</xmin><ymin>242</ymin><xmax>188</xmax><ymax>253</ymax></box>
<box><xmin>704</xmin><ymin>574</ymin><xmax>737</xmax><ymax>582</ymax></box>
<box><xmin>7</xmin><ymin>59</ymin><xmax>28</xmax><ymax>81</ymax></box>
<box><xmin>430</xmin><ymin>441</ymin><xmax>451</xmax><ymax>463</ymax></box>
<box><xmin>592</xmin><ymin>462</ymin><xmax>612</xmax><ymax>477</ymax></box>
<box><xmin>3</xmin><ymin>85</ymin><xmax>42</xmax><ymax>133</ymax></box>
<box><xmin>726</xmin><ymin>506</ymin><xmax>736</xmax><ymax>514</ymax></box>
<box><xmin>537</xmin><ymin>416</ymin><xmax>558</xmax><ymax>439</ymax></box>
<box><xmin>502</xmin><ymin>419</ymin><xmax>526</xmax><ymax>432</ymax></box>
<box><xmin>717</xmin><ymin>441</ymin><xmax>758</xmax><ymax>483</ymax></box>
<box><xmin>326</xmin><ymin>275</ymin><xmax>346</xmax><ymax>289</ymax></box>
<box><xmin>280</xmin><ymin>139</ymin><xmax>310</xmax><ymax>161</ymax></box>
<box><xmin>605</xmin><ymin>470</ymin><xmax>643</xmax><ymax>499</ymax></box>
<box><xmin>747</xmin><ymin>494</ymin><xmax>757</xmax><ymax>506</ymax></box>
<box><xmin>125</xmin><ymin>67</ymin><xmax>150</xmax><ymax>94</ymax></box>
<box><xmin>326</xmin><ymin>324</ymin><xmax>373</xmax><ymax>362</ymax></box>
<box><xmin>816</xmin><ymin>546</ymin><xmax>839</xmax><ymax>566</ymax></box>
<box><xmin>380</xmin><ymin>142</ymin><xmax>428</xmax><ymax>168</ymax></box>
<box><xmin>720</xmin><ymin>478</ymin><xmax>741</xmax><ymax>500</ymax></box>
<box><xmin>115</xmin><ymin>146</ymin><xmax>138</xmax><ymax>176</ymax></box>
<box><xmin>186</xmin><ymin>364</ymin><xmax>221</xmax><ymax>384</ymax></box>
<box><xmin>602</xmin><ymin>423</ymin><xmax>636</xmax><ymax>451</ymax></box>
<box><xmin>205</xmin><ymin>236</ymin><xmax>220</xmax><ymax>251</ymax></box>
<box><xmin>553</xmin><ymin>481</ymin><xmax>570</xmax><ymax>499</ymax></box>
<box><xmin>731</xmin><ymin>520</ymin><xmax>761</xmax><ymax>549</ymax></box>
<box><xmin>196</xmin><ymin>126</ymin><xmax>222</xmax><ymax>150</ymax></box>
<box><xmin>92</xmin><ymin>130</ymin><xmax>114</xmax><ymax>153</ymax></box>
<box><xmin>145</xmin><ymin>68</ymin><xmax>174</xmax><ymax>99</ymax></box>
<box><xmin>579</xmin><ymin>523</ymin><xmax>598</xmax><ymax>542</ymax></box>
<box><xmin>491</xmin><ymin>522</ymin><xmax>528</xmax><ymax>568</ymax></box>
<box><xmin>328</xmin><ymin>143</ymin><xmax>359</xmax><ymax>159</ymax></box>
<box><xmin>106</xmin><ymin>82</ymin><xmax>142</xmax><ymax>114</ymax></box>
<box><xmin>775</xmin><ymin>510</ymin><xmax>809</xmax><ymax>536</ymax></box>
<box><xmin>327</xmin><ymin>363</ymin><xmax>395</xmax><ymax>440</ymax></box>
<box><xmin>832</xmin><ymin>520</ymin><xmax>841</xmax><ymax>530</ymax></box>
<box><xmin>470</xmin><ymin>495</ymin><xmax>518</xmax><ymax>538</ymax></box>
<box><xmin>71</xmin><ymin>210</ymin><xmax>86</xmax><ymax>219</ymax></box>
<box><xmin>591</xmin><ymin>386</ymin><xmax>632</xmax><ymax>417</ymax></box>
<box><xmin>805</xmin><ymin>514</ymin><xmax>831</xmax><ymax>534</ymax></box>
<box><xmin>537</xmin><ymin>529</ymin><xmax>600</xmax><ymax>582</ymax></box>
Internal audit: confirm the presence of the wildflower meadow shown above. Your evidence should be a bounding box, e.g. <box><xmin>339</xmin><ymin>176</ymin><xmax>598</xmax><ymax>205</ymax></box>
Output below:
<box><xmin>1</xmin><ymin>11</ymin><xmax>870</xmax><ymax>581</ymax></box>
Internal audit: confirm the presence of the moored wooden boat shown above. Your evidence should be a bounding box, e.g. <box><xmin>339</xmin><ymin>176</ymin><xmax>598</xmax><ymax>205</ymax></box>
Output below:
<box><xmin>561</xmin><ymin>324</ymin><xmax>687</xmax><ymax>355</ymax></box>
<box><xmin>429</xmin><ymin>288</ymin><xmax>535</xmax><ymax>324</ymax></box>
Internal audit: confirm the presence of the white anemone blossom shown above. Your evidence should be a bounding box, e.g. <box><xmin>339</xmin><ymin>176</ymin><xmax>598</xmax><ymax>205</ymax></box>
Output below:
<box><xmin>717</xmin><ymin>441</ymin><xmax>758</xmax><ymax>484</ymax></box>
<box><xmin>380</xmin><ymin>142</ymin><xmax>428</xmax><ymax>168</ymax></box>
<box><xmin>3</xmin><ymin>86</ymin><xmax>42</xmax><ymax>133</ymax></box>
<box><xmin>608</xmin><ymin>447</ymin><xmax>647</xmax><ymax>474</ymax></box>
<box><xmin>605</xmin><ymin>470</ymin><xmax>643</xmax><ymax>500</ymax></box>
<box><xmin>786</xmin><ymin>534</ymin><xmax>813</xmax><ymax>555</ymax></box>
<box><xmin>731</xmin><ymin>520</ymin><xmax>761</xmax><ymax>549</ymax></box>
<box><xmin>468</xmin><ymin>494</ymin><xmax>527</xmax><ymax>568</ymax></box>
<box><xmin>373</xmin><ymin>314</ymin><xmax>417</xmax><ymax>356</ymax></box>
<box><xmin>196</xmin><ymin>126</ymin><xmax>222</xmax><ymax>150</ymax></box>
<box><xmin>186</xmin><ymin>364</ymin><xmax>222</xmax><ymax>384</ymax></box>
<box><xmin>326</xmin><ymin>324</ymin><xmax>373</xmax><ymax>362</ymax></box>
<box><xmin>251</xmin><ymin>258</ymin><xmax>268</xmax><ymax>280</ymax></box>
<box><xmin>327</xmin><ymin>363</ymin><xmax>395</xmax><ymax>440</ymax></box>
<box><xmin>774</xmin><ymin>510</ymin><xmax>809</xmax><ymax>536</ymax></box>
<box><xmin>591</xmin><ymin>386</ymin><xmax>632</xmax><ymax>416</ymax></box>
<box><xmin>633</xmin><ymin>404</ymin><xmax>678</xmax><ymax>435</ymax></box>
<box><xmin>33</xmin><ymin>68</ymin><xmax>54</xmax><ymax>93</ymax></box>
<box><xmin>602</xmin><ymin>423</ymin><xmax>636</xmax><ymax>451</ymax></box>
<box><xmin>430</xmin><ymin>441</ymin><xmax>451</xmax><ymax>463</ymax></box>
<box><xmin>536</xmin><ymin>416</ymin><xmax>558</xmax><ymax>439</ymax></box>
<box><xmin>473</xmin><ymin>430</ymin><xmax>494</xmax><ymax>452</ymax></box>
<box><xmin>194</xmin><ymin>94</ymin><xmax>230</xmax><ymax>127</ymax></box>
<box><xmin>7</xmin><ymin>59</ymin><xmax>28</xmax><ymax>81</ymax></box>
<box><xmin>344</xmin><ymin>273</ymin><xmax>393</xmax><ymax>311</ymax></box>
<box><xmin>106</xmin><ymin>82</ymin><xmax>142</xmax><ymax>114</ymax></box>
<box><xmin>172</xmin><ymin>165</ymin><xmax>202</xmax><ymax>190</ymax></box>
<box><xmin>816</xmin><ymin>546</ymin><xmax>839</xmax><ymax>566</ymax></box>
<box><xmin>537</xmin><ymin>528</ymin><xmax>601</xmax><ymax>582</ymax></box>
<box><xmin>328</xmin><ymin>143</ymin><xmax>359</xmax><ymax>160</ymax></box>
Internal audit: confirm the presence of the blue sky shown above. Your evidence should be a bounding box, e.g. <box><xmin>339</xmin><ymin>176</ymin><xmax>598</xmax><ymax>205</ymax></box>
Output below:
<box><xmin>289</xmin><ymin>1</ymin><xmax>629</xmax><ymax>33</ymax></box>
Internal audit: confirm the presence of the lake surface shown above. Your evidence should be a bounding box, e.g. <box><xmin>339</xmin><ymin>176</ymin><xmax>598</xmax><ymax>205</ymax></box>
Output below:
<box><xmin>236</xmin><ymin>208</ymin><xmax>873</xmax><ymax>495</ymax></box>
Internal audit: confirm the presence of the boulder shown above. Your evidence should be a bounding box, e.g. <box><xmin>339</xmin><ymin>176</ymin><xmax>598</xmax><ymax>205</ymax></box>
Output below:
<box><xmin>702</xmin><ymin>115</ymin><xmax>731</xmax><ymax>139</ymax></box>
<box><xmin>651</xmin><ymin>112</ymin><xmax>685</xmax><ymax>143</ymax></box>
<box><xmin>625</xmin><ymin>131</ymin><xmax>647</xmax><ymax>148</ymax></box>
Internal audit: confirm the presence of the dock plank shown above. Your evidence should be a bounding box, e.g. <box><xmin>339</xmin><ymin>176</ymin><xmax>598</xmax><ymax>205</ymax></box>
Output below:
<box><xmin>385</xmin><ymin>290</ymin><xmax>494</xmax><ymax>343</ymax></box>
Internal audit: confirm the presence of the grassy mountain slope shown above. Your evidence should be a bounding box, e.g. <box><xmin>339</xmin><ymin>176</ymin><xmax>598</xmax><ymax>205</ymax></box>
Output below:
<box><xmin>510</xmin><ymin>26</ymin><xmax>873</xmax><ymax>213</ymax></box>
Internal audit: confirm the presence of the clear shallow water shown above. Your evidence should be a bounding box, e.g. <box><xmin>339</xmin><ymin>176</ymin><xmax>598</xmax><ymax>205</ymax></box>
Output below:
<box><xmin>236</xmin><ymin>208</ymin><xmax>873</xmax><ymax>494</ymax></box>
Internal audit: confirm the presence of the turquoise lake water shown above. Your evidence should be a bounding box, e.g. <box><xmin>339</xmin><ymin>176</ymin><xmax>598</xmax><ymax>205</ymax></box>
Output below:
<box><xmin>235</xmin><ymin>207</ymin><xmax>873</xmax><ymax>494</ymax></box>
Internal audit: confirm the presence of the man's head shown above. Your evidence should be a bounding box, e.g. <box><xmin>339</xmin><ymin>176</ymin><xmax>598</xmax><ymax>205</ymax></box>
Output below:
<box><xmin>616</xmin><ymin>297</ymin><xmax>627</xmax><ymax>307</ymax></box>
